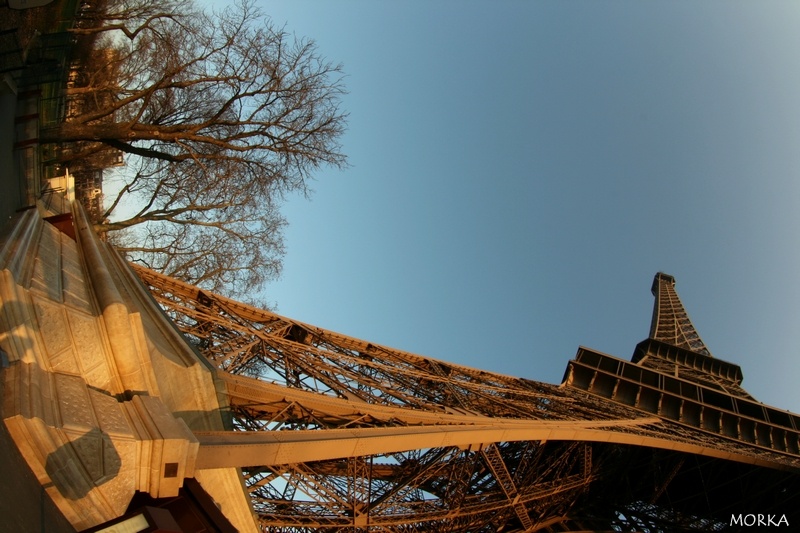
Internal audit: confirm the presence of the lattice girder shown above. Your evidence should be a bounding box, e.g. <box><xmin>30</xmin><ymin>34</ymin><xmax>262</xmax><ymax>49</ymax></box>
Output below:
<box><xmin>132</xmin><ymin>266</ymin><xmax>800</xmax><ymax>531</ymax></box>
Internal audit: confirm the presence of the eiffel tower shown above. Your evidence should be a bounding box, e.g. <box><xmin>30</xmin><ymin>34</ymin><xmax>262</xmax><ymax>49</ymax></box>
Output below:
<box><xmin>130</xmin><ymin>267</ymin><xmax>800</xmax><ymax>532</ymax></box>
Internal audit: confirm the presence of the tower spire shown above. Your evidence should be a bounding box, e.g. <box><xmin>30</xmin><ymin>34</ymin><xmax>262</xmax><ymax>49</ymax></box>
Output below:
<box><xmin>635</xmin><ymin>273</ymin><xmax>752</xmax><ymax>399</ymax></box>
<box><xmin>649</xmin><ymin>272</ymin><xmax>711</xmax><ymax>356</ymax></box>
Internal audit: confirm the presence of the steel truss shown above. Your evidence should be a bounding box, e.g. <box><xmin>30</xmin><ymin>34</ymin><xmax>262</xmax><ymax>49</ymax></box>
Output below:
<box><xmin>133</xmin><ymin>266</ymin><xmax>800</xmax><ymax>531</ymax></box>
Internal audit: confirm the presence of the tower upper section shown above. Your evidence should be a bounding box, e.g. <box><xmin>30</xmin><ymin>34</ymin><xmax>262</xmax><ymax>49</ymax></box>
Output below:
<box><xmin>649</xmin><ymin>272</ymin><xmax>711</xmax><ymax>356</ymax></box>
<box><xmin>632</xmin><ymin>273</ymin><xmax>751</xmax><ymax>398</ymax></box>
<box><xmin>560</xmin><ymin>273</ymin><xmax>800</xmax><ymax>456</ymax></box>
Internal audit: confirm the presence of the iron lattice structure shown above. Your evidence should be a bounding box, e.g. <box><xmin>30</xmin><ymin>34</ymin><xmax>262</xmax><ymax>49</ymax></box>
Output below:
<box><xmin>133</xmin><ymin>266</ymin><xmax>800</xmax><ymax>532</ymax></box>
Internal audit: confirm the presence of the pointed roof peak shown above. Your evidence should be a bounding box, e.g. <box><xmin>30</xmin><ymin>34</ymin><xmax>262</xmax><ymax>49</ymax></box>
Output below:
<box><xmin>649</xmin><ymin>272</ymin><xmax>711</xmax><ymax>356</ymax></box>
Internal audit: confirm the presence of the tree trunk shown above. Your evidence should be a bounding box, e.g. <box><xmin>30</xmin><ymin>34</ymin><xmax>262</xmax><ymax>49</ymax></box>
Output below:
<box><xmin>40</xmin><ymin>123</ymin><xmax>182</xmax><ymax>162</ymax></box>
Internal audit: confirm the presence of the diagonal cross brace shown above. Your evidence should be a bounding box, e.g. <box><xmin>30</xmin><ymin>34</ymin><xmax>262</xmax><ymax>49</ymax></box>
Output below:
<box><xmin>481</xmin><ymin>443</ymin><xmax>534</xmax><ymax>530</ymax></box>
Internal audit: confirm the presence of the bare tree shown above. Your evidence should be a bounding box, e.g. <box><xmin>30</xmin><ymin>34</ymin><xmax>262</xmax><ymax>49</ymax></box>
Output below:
<box><xmin>102</xmin><ymin>155</ymin><xmax>287</xmax><ymax>296</ymax></box>
<box><xmin>47</xmin><ymin>0</ymin><xmax>347</xmax><ymax>297</ymax></box>
<box><xmin>68</xmin><ymin>0</ymin><xmax>193</xmax><ymax>41</ymax></box>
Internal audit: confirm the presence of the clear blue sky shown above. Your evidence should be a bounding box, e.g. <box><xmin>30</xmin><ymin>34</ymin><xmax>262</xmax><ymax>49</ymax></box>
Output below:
<box><xmin>258</xmin><ymin>1</ymin><xmax>800</xmax><ymax>413</ymax></box>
